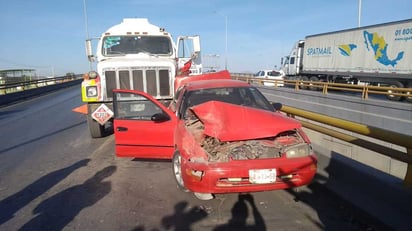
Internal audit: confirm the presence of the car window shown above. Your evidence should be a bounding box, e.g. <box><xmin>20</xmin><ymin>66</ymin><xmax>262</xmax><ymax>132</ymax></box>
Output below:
<box><xmin>114</xmin><ymin>92</ymin><xmax>164</xmax><ymax>120</ymax></box>
<box><xmin>255</xmin><ymin>71</ymin><xmax>264</xmax><ymax>77</ymax></box>
<box><xmin>246</xmin><ymin>88</ymin><xmax>274</xmax><ymax>111</ymax></box>
<box><xmin>271</xmin><ymin>71</ymin><xmax>281</xmax><ymax>76</ymax></box>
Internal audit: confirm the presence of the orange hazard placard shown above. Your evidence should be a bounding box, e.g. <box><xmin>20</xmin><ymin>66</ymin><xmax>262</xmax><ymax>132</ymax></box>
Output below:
<box><xmin>91</xmin><ymin>104</ymin><xmax>114</xmax><ymax>125</ymax></box>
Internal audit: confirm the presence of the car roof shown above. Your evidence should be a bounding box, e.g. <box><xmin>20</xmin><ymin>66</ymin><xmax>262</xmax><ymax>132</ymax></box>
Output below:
<box><xmin>184</xmin><ymin>79</ymin><xmax>250</xmax><ymax>91</ymax></box>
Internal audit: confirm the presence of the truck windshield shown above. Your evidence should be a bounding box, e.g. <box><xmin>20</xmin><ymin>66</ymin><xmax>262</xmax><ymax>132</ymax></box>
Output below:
<box><xmin>102</xmin><ymin>35</ymin><xmax>172</xmax><ymax>56</ymax></box>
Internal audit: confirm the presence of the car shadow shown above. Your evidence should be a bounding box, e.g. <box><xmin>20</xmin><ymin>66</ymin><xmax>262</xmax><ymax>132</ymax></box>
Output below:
<box><xmin>131</xmin><ymin>158</ymin><xmax>171</xmax><ymax>163</ymax></box>
<box><xmin>0</xmin><ymin>159</ymin><xmax>90</xmax><ymax>225</ymax></box>
<box><xmin>285</xmin><ymin>152</ymin><xmax>393</xmax><ymax>230</ymax></box>
<box><xmin>18</xmin><ymin>165</ymin><xmax>116</xmax><ymax>231</ymax></box>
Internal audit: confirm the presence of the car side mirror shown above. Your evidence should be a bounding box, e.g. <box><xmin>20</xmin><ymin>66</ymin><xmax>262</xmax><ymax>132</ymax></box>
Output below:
<box><xmin>151</xmin><ymin>113</ymin><xmax>170</xmax><ymax>122</ymax></box>
<box><xmin>272</xmin><ymin>102</ymin><xmax>282</xmax><ymax>111</ymax></box>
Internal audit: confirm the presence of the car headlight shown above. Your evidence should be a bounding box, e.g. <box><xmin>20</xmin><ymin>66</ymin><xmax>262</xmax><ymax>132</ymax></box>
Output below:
<box><xmin>285</xmin><ymin>143</ymin><xmax>311</xmax><ymax>158</ymax></box>
<box><xmin>86</xmin><ymin>86</ymin><xmax>98</xmax><ymax>97</ymax></box>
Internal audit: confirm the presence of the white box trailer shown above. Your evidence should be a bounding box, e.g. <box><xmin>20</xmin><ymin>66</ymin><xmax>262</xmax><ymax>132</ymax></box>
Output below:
<box><xmin>281</xmin><ymin>18</ymin><xmax>412</xmax><ymax>101</ymax></box>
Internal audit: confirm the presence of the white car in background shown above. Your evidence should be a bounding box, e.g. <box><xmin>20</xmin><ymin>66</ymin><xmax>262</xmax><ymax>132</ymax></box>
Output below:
<box><xmin>254</xmin><ymin>70</ymin><xmax>284</xmax><ymax>87</ymax></box>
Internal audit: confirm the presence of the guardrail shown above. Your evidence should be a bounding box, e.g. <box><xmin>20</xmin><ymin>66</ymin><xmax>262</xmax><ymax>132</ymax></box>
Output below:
<box><xmin>231</xmin><ymin>73</ymin><xmax>412</xmax><ymax>185</ymax></box>
<box><xmin>280</xmin><ymin>105</ymin><xmax>412</xmax><ymax>230</ymax></box>
<box><xmin>0</xmin><ymin>75</ymin><xmax>82</xmax><ymax>95</ymax></box>
<box><xmin>231</xmin><ymin>73</ymin><xmax>412</xmax><ymax>102</ymax></box>
<box><xmin>279</xmin><ymin>105</ymin><xmax>412</xmax><ymax>186</ymax></box>
<box><xmin>0</xmin><ymin>75</ymin><xmax>82</xmax><ymax>106</ymax></box>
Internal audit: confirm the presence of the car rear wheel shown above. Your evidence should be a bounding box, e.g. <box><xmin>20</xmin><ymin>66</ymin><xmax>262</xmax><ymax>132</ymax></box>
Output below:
<box><xmin>172</xmin><ymin>151</ymin><xmax>189</xmax><ymax>192</ymax></box>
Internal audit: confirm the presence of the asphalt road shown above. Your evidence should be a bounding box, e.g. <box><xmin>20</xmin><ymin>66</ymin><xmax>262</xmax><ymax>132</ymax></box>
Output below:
<box><xmin>0</xmin><ymin>86</ymin><xmax>383</xmax><ymax>231</ymax></box>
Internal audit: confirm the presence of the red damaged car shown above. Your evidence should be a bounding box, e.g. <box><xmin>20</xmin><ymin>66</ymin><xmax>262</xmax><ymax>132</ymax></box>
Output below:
<box><xmin>112</xmin><ymin>71</ymin><xmax>317</xmax><ymax>200</ymax></box>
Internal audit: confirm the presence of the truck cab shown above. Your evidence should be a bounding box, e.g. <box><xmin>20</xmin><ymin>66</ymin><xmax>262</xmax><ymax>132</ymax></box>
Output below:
<box><xmin>81</xmin><ymin>18</ymin><xmax>202</xmax><ymax>138</ymax></box>
<box><xmin>281</xmin><ymin>40</ymin><xmax>304</xmax><ymax>77</ymax></box>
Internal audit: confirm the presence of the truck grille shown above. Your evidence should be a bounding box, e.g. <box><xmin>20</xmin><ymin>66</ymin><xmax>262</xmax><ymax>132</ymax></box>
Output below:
<box><xmin>103</xmin><ymin>67</ymin><xmax>172</xmax><ymax>99</ymax></box>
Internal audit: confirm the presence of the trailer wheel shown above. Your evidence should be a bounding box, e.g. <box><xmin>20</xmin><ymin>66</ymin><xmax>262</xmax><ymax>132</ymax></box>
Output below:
<box><xmin>87</xmin><ymin>115</ymin><xmax>104</xmax><ymax>138</ymax></box>
<box><xmin>387</xmin><ymin>81</ymin><xmax>404</xmax><ymax>101</ymax></box>
<box><xmin>309</xmin><ymin>76</ymin><xmax>320</xmax><ymax>91</ymax></box>
<box><xmin>300</xmin><ymin>76</ymin><xmax>309</xmax><ymax>90</ymax></box>
<box><xmin>405</xmin><ymin>83</ymin><xmax>412</xmax><ymax>103</ymax></box>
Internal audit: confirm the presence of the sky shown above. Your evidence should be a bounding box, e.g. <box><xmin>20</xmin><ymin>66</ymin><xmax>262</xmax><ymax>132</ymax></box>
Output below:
<box><xmin>0</xmin><ymin>0</ymin><xmax>411</xmax><ymax>76</ymax></box>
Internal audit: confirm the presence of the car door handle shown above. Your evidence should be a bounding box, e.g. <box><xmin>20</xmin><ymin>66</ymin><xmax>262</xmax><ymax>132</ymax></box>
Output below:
<box><xmin>116</xmin><ymin>127</ymin><xmax>128</xmax><ymax>132</ymax></box>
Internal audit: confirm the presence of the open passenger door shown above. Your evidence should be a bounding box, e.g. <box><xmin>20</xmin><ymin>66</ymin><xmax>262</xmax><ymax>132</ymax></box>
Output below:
<box><xmin>177</xmin><ymin>35</ymin><xmax>202</xmax><ymax>75</ymax></box>
<box><xmin>112</xmin><ymin>89</ymin><xmax>177</xmax><ymax>159</ymax></box>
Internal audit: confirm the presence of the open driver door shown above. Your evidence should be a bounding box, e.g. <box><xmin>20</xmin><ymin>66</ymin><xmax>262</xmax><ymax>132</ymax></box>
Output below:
<box><xmin>112</xmin><ymin>89</ymin><xmax>177</xmax><ymax>159</ymax></box>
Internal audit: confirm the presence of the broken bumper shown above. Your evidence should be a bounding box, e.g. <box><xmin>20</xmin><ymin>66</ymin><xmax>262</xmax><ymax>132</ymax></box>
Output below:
<box><xmin>181</xmin><ymin>155</ymin><xmax>317</xmax><ymax>194</ymax></box>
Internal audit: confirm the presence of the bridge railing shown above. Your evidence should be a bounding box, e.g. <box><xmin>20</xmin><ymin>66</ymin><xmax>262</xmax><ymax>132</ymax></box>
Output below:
<box><xmin>232</xmin><ymin>73</ymin><xmax>412</xmax><ymax>186</ymax></box>
<box><xmin>0</xmin><ymin>75</ymin><xmax>82</xmax><ymax>106</ymax></box>
<box><xmin>280</xmin><ymin>105</ymin><xmax>412</xmax><ymax>186</ymax></box>
<box><xmin>231</xmin><ymin>73</ymin><xmax>412</xmax><ymax>101</ymax></box>
<box><xmin>0</xmin><ymin>74</ymin><xmax>82</xmax><ymax>95</ymax></box>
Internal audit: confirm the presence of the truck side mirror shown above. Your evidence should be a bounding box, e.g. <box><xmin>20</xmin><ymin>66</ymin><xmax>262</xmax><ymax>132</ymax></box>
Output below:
<box><xmin>85</xmin><ymin>39</ymin><xmax>95</xmax><ymax>62</ymax></box>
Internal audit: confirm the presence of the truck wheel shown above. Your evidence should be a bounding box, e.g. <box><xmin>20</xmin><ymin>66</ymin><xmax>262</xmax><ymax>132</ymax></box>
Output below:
<box><xmin>172</xmin><ymin>151</ymin><xmax>189</xmax><ymax>192</ymax></box>
<box><xmin>387</xmin><ymin>81</ymin><xmax>404</xmax><ymax>101</ymax></box>
<box><xmin>87</xmin><ymin>115</ymin><xmax>104</xmax><ymax>138</ymax></box>
<box><xmin>309</xmin><ymin>76</ymin><xmax>319</xmax><ymax>91</ymax></box>
<box><xmin>299</xmin><ymin>76</ymin><xmax>309</xmax><ymax>90</ymax></box>
<box><xmin>405</xmin><ymin>83</ymin><xmax>412</xmax><ymax>103</ymax></box>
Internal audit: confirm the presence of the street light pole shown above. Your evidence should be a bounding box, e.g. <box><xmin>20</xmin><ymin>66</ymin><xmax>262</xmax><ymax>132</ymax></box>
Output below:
<box><xmin>224</xmin><ymin>14</ymin><xmax>228</xmax><ymax>70</ymax></box>
<box><xmin>214</xmin><ymin>11</ymin><xmax>228</xmax><ymax>70</ymax></box>
<box><xmin>83</xmin><ymin>0</ymin><xmax>93</xmax><ymax>71</ymax></box>
<box><xmin>358</xmin><ymin>0</ymin><xmax>362</xmax><ymax>27</ymax></box>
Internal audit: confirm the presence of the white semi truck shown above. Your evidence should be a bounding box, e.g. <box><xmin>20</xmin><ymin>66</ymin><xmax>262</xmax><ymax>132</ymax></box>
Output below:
<box><xmin>81</xmin><ymin>18</ymin><xmax>202</xmax><ymax>138</ymax></box>
<box><xmin>281</xmin><ymin>18</ymin><xmax>412</xmax><ymax>102</ymax></box>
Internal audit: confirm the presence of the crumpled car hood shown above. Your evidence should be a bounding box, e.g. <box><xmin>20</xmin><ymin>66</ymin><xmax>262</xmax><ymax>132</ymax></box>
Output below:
<box><xmin>190</xmin><ymin>101</ymin><xmax>301</xmax><ymax>142</ymax></box>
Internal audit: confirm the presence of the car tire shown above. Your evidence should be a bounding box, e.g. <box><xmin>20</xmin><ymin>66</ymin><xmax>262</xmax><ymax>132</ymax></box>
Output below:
<box><xmin>172</xmin><ymin>150</ymin><xmax>189</xmax><ymax>192</ymax></box>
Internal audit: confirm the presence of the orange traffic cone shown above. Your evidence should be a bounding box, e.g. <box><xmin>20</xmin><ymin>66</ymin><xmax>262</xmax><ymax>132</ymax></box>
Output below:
<box><xmin>72</xmin><ymin>104</ymin><xmax>88</xmax><ymax>115</ymax></box>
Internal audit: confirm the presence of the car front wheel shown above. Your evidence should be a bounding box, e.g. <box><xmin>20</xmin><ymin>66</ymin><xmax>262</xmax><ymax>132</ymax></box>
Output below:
<box><xmin>172</xmin><ymin>150</ymin><xmax>189</xmax><ymax>192</ymax></box>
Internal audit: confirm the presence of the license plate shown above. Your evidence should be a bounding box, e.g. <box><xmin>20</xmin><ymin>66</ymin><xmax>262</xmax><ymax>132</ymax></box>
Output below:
<box><xmin>249</xmin><ymin>169</ymin><xmax>276</xmax><ymax>184</ymax></box>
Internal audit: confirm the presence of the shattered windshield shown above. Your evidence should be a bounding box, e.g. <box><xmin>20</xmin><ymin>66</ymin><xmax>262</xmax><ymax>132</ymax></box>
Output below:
<box><xmin>102</xmin><ymin>35</ymin><xmax>173</xmax><ymax>56</ymax></box>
